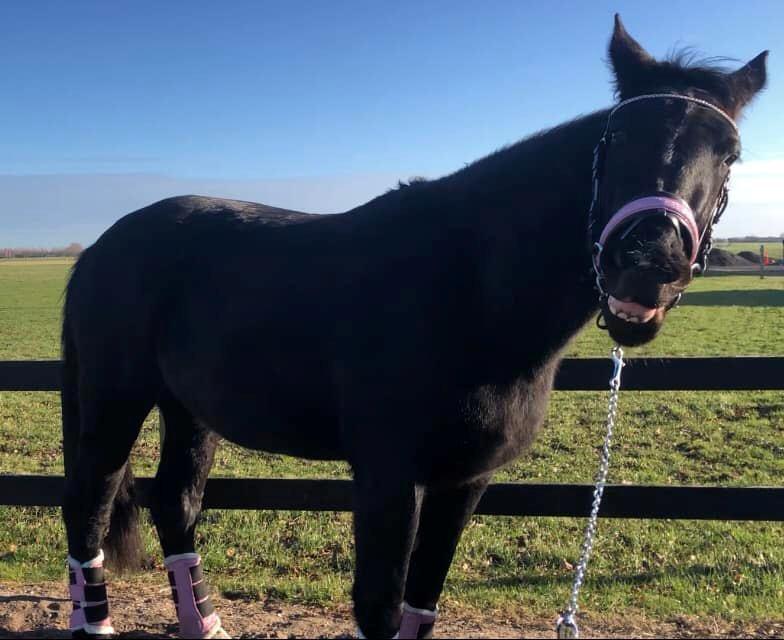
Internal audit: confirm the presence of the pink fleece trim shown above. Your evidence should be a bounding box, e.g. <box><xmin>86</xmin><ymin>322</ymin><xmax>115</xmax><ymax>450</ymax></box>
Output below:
<box><xmin>398</xmin><ymin>602</ymin><xmax>437</xmax><ymax>639</ymax></box>
<box><xmin>598</xmin><ymin>195</ymin><xmax>700</xmax><ymax>264</ymax></box>
<box><xmin>164</xmin><ymin>553</ymin><xmax>220</xmax><ymax>638</ymax></box>
<box><xmin>70</xmin><ymin>602</ymin><xmax>86</xmax><ymax>631</ymax></box>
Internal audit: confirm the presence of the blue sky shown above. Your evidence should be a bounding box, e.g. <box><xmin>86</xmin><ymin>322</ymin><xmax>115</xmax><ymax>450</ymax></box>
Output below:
<box><xmin>1</xmin><ymin>1</ymin><xmax>782</xmax><ymax>245</ymax></box>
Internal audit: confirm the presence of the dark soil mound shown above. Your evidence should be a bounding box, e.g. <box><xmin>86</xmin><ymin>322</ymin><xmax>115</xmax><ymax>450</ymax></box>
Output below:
<box><xmin>709</xmin><ymin>248</ymin><xmax>754</xmax><ymax>266</ymax></box>
<box><xmin>737</xmin><ymin>250</ymin><xmax>762</xmax><ymax>264</ymax></box>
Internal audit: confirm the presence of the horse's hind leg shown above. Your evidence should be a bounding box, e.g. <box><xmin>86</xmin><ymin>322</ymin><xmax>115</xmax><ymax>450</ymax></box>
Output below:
<box><xmin>399</xmin><ymin>476</ymin><xmax>491</xmax><ymax>639</ymax></box>
<box><xmin>62</xmin><ymin>383</ymin><xmax>152</xmax><ymax>637</ymax></box>
<box><xmin>150</xmin><ymin>392</ymin><xmax>227</xmax><ymax>639</ymax></box>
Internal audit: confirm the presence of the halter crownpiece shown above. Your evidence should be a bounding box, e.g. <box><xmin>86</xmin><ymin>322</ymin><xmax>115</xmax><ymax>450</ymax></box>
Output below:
<box><xmin>588</xmin><ymin>93</ymin><xmax>737</xmax><ymax>298</ymax></box>
<box><xmin>605</xmin><ymin>93</ymin><xmax>739</xmax><ymax>135</ymax></box>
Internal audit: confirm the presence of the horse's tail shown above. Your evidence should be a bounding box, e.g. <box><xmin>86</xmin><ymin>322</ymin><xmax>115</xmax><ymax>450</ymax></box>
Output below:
<box><xmin>61</xmin><ymin>260</ymin><xmax>143</xmax><ymax>573</ymax></box>
<box><xmin>61</xmin><ymin>297</ymin><xmax>80</xmax><ymax>488</ymax></box>
<box><xmin>103</xmin><ymin>463</ymin><xmax>143</xmax><ymax>573</ymax></box>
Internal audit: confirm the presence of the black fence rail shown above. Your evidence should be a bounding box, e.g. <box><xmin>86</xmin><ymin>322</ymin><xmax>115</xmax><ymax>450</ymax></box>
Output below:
<box><xmin>1</xmin><ymin>475</ymin><xmax>782</xmax><ymax>521</ymax></box>
<box><xmin>2</xmin><ymin>358</ymin><xmax>783</xmax><ymax>521</ymax></box>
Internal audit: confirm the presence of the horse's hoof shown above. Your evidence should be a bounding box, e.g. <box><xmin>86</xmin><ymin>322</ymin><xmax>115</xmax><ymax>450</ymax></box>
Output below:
<box><xmin>178</xmin><ymin>624</ymin><xmax>230</xmax><ymax>639</ymax></box>
<box><xmin>203</xmin><ymin>622</ymin><xmax>231</xmax><ymax>639</ymax></box>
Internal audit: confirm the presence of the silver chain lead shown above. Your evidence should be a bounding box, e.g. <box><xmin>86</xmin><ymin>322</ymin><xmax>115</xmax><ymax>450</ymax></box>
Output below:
<box><xmin>555</xmin><ymin>345</ymin><xmax>625</xmax><ymax>639</ymax></box>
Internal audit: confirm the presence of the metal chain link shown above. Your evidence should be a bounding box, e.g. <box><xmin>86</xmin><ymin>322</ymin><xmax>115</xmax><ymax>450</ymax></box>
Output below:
<box><xmin>555</xmin><ymin>345</ymin><xmax>625</xmax><ymax>639</ymax></box>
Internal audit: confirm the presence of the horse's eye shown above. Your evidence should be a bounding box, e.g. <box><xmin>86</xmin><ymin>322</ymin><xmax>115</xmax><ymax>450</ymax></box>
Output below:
<box><xmin>724</xmin><ymin>153</ymin><xmax>739</xmax><ymax>166</ymax></box>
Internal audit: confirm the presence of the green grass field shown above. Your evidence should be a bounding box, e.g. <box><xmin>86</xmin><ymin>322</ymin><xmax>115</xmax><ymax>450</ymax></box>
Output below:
<box><xmin>0</xmin><ymin>258</ymin><xmax>783</xmax><ymax>625</ymax></box>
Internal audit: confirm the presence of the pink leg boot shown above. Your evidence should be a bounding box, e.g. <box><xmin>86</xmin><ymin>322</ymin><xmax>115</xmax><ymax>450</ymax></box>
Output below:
<box><xmin>398</xmin><ymin>602</ymin><xmax>438</xmax><ymax>639</ymax></box>
<box><xmin>164</xmin><ymin>553</ymin><xmax>228</xmax><ymax>639</ymax></box>
<box><xmin>67</xmin><ymin>550</ymin><xmax>115</xmax><ymax>637</ymax></box>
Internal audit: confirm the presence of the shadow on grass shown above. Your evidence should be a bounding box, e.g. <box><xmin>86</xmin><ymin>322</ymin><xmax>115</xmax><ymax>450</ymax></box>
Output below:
<box><xmin>703</xmin><ymin>269</ymin><xmax>784</xmax><ymax>277</ymax></box>
<box><xmin>682</xmin><ymin>289</ymin><xmax>784</xmax><ymax>307</ymax></box>
<box><xmin>450</xmin><ymin>562</ymin><xmax>784</xmax><ymax>591</ymax></box>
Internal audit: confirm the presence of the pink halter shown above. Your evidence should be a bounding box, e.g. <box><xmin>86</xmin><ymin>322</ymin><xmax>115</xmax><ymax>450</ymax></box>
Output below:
<box><xmin>594</xmin><ymin>193</ymin><xmax>701</xmax><ymax>272</ymax></box>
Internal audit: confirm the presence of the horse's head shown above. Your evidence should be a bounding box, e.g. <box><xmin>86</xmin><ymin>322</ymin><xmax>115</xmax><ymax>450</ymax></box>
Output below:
<box><xmin>592</xmin><ymin>15</ymin><xmax>767</xmax><ymax>346</ymax></box>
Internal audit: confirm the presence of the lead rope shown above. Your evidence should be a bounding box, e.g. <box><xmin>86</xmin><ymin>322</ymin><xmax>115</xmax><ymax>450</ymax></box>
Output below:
<box><xmin>555</xmin><ymin>345</ymin><xmax>625</xmax><ymax>639</ymax></box>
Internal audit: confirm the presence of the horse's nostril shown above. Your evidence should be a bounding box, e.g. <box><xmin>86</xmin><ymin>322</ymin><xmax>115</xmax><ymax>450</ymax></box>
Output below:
<box><xmin>654</xmin><ymin>268</ymin><xmax>681</xmax><ymax>285</ymax></box>
<box><xmin>613</xmin><ymin>246</ymin><xmax>685</xmax><ymax>284</ymax></box>
<box><xmin>616</xmin><ymin>249</ymin><xmax>643</xmax><ymax>270</ymax></box>
<box><xmin>648</xmin><ymin>257</ymin><xmax>684</xmax><ymax>284</ymax></box>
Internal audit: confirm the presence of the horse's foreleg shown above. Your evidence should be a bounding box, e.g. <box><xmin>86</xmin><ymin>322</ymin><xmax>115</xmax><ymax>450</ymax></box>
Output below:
<box><xmin>150</xmin><ymin>396</ymin><xmax>227</xmax><ymax>639</ymax></box>
<box><xmin>352</xmin><ymin>473</ymin><xmax>424</xmax><ymax>639</ymax></box>
<box><xmin>400</xmin><ymin>475</ymin><xmax>492</xmax><ymax>639</ymax></box>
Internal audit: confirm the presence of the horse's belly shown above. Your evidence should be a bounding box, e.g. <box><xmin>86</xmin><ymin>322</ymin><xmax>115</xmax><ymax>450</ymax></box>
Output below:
<box><xmin>217</xmin><ymin>412</ymin><xmax>345</xmax><ymax>460</ymax></box>
<box><xmin>160</xmin><ymin>346</ymin><xmax>344</xmax><ymax>460</ymax></box>
<box><xmin>191</xmin><ymin>385</ymin><xmax>345</xmax><ymax>460</ymax></box>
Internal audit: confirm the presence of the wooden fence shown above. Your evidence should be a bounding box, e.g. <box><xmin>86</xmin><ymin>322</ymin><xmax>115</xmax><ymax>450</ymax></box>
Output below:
<box><xmin>2</xmin><ymin>357</ymin><xmax>783</xmax><ymax>521</ymax></box>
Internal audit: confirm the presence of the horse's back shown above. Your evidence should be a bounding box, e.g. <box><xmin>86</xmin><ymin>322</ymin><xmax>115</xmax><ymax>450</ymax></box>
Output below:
<box><xmin>65</xmin><ymin>194</ymin><xmax>324</xmax><ymax>339</ymax></box>
<box><xmin>64</xmin><ymin>195</ymin><xmax>345</xmax><ymax>457</ymax></box>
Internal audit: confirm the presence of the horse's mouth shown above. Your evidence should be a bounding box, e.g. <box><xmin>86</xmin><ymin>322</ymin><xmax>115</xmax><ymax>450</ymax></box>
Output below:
<box><xmin>607</xmin><ymin>295</ymin><xmax>659</xmax><ymax>324</ymax></box>
<box><xmin>601</xmin><ymin>294</ymin><xmax>667</xmax><ymax>346</ymax></box>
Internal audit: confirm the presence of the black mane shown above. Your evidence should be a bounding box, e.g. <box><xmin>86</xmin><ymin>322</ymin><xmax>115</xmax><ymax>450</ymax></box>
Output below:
<box><xmin>611</xmin><ymin>50</ymin><xmax>740</xmax><ymax>108</ymax></box>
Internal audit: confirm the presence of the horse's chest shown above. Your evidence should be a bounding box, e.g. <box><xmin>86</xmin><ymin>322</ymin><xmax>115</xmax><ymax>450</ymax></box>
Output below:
<box><xmin>427</xmin><ymin>371</ymin><xmax>556</xmax><ymax>483</ymax></box>
<box><xmin>468</xmin><ymin>379</ymin><xmax>550</xmax><ymax>455</ymax></box>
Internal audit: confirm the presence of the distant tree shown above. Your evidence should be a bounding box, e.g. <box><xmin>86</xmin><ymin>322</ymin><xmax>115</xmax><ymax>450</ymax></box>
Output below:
<box><xmin>1</xmin><ymin>244</ymin><xmax>84</xmax><ymax>258</ymax></box>
<box><xmin>63</xmin><ymin>243</ymin><xmax>84</xmax><ymax>257</ymax></box>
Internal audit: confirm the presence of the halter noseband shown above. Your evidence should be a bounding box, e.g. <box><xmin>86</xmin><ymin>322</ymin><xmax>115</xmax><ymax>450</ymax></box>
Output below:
<box><xmin>588</xmin><ymin>93</ymin><xmax>737</xmax><ymax>299</ymax></box>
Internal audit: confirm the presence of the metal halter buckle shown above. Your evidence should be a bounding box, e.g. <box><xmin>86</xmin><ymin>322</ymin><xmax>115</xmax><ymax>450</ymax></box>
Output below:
<box><xmin>591</xmin><ymin>243</ymin><xmax>607</xmax><ymax>300</ymax></box>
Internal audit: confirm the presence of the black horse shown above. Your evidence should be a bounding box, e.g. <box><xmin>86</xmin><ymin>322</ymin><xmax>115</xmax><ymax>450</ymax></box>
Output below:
<box><xmin>61</xmin><ymin>16</ymin><xmax>767</xmax><ymax>639</ymax></box>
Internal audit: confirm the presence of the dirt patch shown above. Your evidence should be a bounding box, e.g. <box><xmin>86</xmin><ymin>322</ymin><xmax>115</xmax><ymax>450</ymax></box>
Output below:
<box><xmin>1</xmin><ymin>580</ymin><xmax>783</xmax><ymax>638</ymax></box>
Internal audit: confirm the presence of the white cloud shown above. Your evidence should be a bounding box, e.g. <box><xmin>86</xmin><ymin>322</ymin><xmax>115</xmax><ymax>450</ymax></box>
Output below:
<box><xmin>718</xmin><ymin>156</ymin><xmax>784</xmax><ymax>237</ymax></box>
<box><xmin>732</xmin><ymin>157</ymin><xmax>784</xmax><ymax>204</ymax></box>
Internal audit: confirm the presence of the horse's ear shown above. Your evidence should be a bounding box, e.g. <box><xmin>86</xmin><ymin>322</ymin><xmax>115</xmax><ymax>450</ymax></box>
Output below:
<box><xmin>728</xmin><ymin>51</ymin><xmax>768</xmax><ymax>110</ymax></box>
<box><xmin>608</xmin><ymin>14</ymin><xmax>655</xmax><ymax>96</ymax></box>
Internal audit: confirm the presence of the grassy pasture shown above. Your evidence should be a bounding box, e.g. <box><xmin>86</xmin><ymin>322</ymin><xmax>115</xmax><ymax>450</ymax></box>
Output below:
<box><xmin>0</xmin><ymin>258</ymin><xmax>783</xmax><ymax>624</ymax></box>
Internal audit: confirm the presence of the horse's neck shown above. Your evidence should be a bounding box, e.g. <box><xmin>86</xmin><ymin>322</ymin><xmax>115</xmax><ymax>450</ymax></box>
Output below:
<box><xmin>454</xmin><ymin>113</ymin><xmax>606</xmax><ymax>378</ymax></box>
